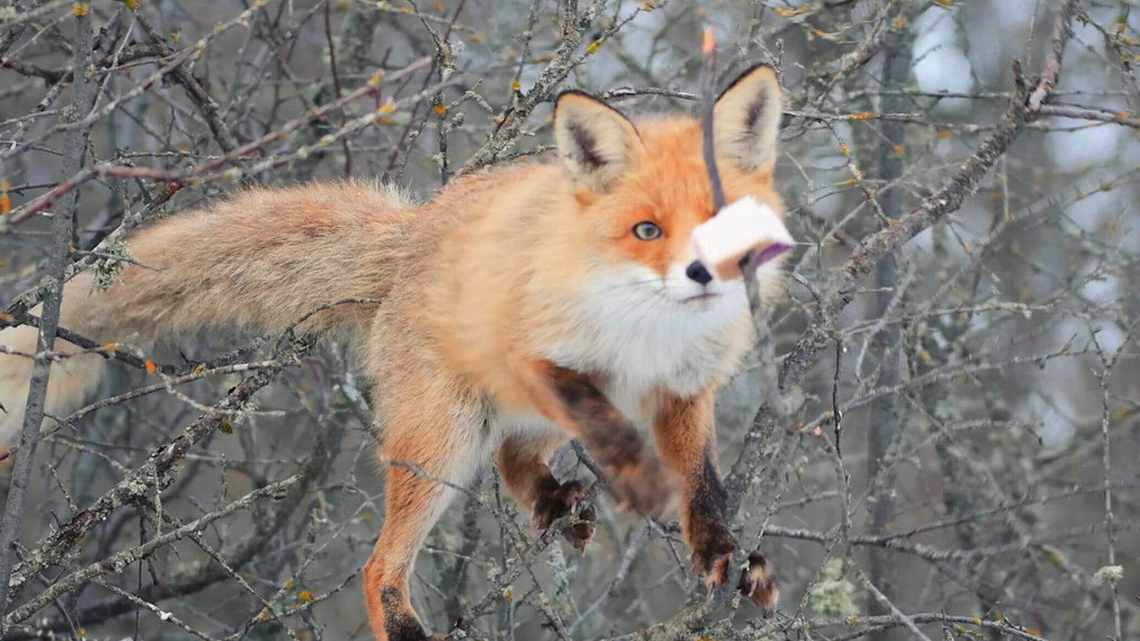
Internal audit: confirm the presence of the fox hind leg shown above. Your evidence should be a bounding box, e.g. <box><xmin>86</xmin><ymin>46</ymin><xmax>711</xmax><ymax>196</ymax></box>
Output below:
<box><xmin>363</xmin><ymin>398</ymin><xmax>485</xmax><ymax>641</ymax></box>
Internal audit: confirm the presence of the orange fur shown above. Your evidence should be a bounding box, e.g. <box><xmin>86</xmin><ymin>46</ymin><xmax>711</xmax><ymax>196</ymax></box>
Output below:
<box><xmin>0</xmin><ymin>66</ymin><xmax>787</xmax><ymax>639</ymax></box>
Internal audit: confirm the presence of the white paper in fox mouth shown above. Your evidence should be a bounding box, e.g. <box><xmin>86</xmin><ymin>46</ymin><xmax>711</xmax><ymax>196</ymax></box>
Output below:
<box><xmin>690</xmin><ymin>196</ymin><xmax>794</xmax><ymax>281</ymax></box>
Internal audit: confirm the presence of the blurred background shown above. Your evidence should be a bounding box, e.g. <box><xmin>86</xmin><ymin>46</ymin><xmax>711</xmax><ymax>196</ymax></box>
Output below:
<box><xmin>0</xmin><ymin>1</ymin><xmax>1137</xmax><ymax>639</ymax></box>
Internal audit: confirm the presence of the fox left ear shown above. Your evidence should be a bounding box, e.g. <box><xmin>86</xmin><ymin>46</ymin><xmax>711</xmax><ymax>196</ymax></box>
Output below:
<box><xmin>713</xmin><ymin>65</ymin><xmax>784</xmax><ymax>173</ymax></box>
<box><xmin>554</xmin><ymin>91</ymin><xmax>642</xmax><ymax>192</ymax></box>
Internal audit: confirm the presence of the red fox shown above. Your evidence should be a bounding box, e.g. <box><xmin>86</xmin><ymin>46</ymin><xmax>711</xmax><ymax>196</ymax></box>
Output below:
<box><xmin>0</xmin><ymin>65</ymin><xmax>784</xmax><ymax>640</ymax></box>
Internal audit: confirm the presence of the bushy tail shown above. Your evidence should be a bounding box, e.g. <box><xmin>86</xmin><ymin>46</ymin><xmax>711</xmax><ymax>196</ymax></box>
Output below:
<box><xmin>0</xmin><ymin>182</ymin><xmax>412</xmax><ymax>444</ymax></box>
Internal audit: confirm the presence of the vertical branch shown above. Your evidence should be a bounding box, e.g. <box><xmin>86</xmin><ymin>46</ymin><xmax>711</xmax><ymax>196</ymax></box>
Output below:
<box><xmin>865</xmin><ymin>12</ymin><xmax>909</xmax><ymax>633</ymax></box>
<box><xmin>699</xmin><ymin>27</ymin><xmax>764</xmax><ymax>317</ymax></box>
<box><xmin>700</xmin><ymin>27</ymin><xmax>724</xmax><ymax>212</ymax></box>
<box><xmin>443</xmin><ymin>484</ymin><xmax>484</xmax><ymax>625</ymax></box>
<box><xmin>412</xmin><ymin>0</ymin><xmax>465</xmax><ymax>186</ymax></box>
<box><xmin>323</xmin><ymin>0</ymin><xmax>352</xmax><ymax>177</ymax></box>
<box><xmin>0</xmin><ymin>6</ymin><xmax>99</xmax><ymax>622</ymax></box>
<box><xmin>1099</xmin><ymin>374</ymin><xmax>1122</xmax><ymax>641</ymax></box>
<box><xmin>294</xmin><ymin>0</ymin><xmax>384</xmax><ymax>179</ymax></box>
<box><xmin>1092</xmin><ymin>328</ymin><xmax>1127</xmax><ymax>641</ymax></box>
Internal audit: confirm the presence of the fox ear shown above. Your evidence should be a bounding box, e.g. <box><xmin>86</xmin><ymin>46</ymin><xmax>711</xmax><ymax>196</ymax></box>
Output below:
<box><xmin>713</xmin><ymin>65</ymin><xmax>783</xmax><ymax>172</ymax></box>
<box><xmin>554</xmin><ymin>91</ymin><xmax>642</xmax><ymax>192</ymax></box>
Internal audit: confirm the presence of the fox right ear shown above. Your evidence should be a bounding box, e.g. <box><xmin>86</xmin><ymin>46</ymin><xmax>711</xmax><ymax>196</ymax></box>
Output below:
<box><xmin>554</xmin><ymin>91</ymin><xmax>642</xmax><ymax>192</ymax></box>
<box><xmin>713</xmin><ymin>65</ymin><xmax>783</xmax><ymax>173</ymax></box>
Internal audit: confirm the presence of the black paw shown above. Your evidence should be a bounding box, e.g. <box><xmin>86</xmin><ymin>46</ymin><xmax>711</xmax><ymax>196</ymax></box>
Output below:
<box><xmin>737</xmin><ymin>551</ymin><xmax>779</xmax><ymax>617</ymax></box>
<box><xmin>533</xmin><ymin>479</ymin><xmax>596</xmax><ymax>552</ymax></box>
<box><xmin>690</xmin><ymin>519</ymin><xmax>736</xmax><ymax>591</ymax></box>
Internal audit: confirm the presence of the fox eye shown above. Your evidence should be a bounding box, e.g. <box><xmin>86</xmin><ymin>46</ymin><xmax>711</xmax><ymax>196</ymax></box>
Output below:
<box><xmin>632</xmin><ymin>221</ymin><xmax>662</xmax><ymax>241</ymax></box>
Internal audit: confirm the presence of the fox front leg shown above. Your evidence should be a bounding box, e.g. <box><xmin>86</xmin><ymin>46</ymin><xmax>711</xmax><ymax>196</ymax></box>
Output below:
<box><xmin>653</xmin><ymin>392</ymin><xmax>734</xmax><ymax>588</ymax></box>
<box><xmin>524</xmin><ymin>362</ymin><xmax>675</xmax><ymax>518</ymax></box>
<box><xmin>654</xmin><ymin>392</ymin><xmax>778</xmax><ymax>611</ymax></box>
<box><xmin>495</xmin><ymin>433</ymin><xmax>596</xmax><ymax>551</ymax></box>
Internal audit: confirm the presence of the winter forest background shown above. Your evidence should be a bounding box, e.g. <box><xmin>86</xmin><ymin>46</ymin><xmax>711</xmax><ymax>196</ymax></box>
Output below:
<box><xmin>0</xmin><ymin>0</ymin><xmax>1138</xmax><ymax>640</ymax></box>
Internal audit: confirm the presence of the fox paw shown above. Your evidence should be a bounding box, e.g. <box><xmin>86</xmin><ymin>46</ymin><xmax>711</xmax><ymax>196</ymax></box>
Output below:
<box><xmin>737</xmin><ymin>552</ymin><xmax>779</xmax><ymax>616</ymax></box>
<box><xmin>533</xmin><ymin>479</ymin><xmax>596</xmax><ymax>552</ymax></box>
<box><xmin>690</xmin><ymin>520</ymin><xmax>737</xmax><ymax>591</ymax></box>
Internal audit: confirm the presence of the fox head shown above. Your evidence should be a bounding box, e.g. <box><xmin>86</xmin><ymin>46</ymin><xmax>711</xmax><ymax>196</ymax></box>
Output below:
<box><xmin>550</xmin><ymin>65</ymin><xmax>786</xmax><ymax>324</ymax></box>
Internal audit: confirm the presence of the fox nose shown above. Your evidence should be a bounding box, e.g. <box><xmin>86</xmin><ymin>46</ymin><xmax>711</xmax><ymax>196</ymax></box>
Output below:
<box><xmin>685</xmin><ymin>260</ymin><xmax>713</xmax><ymax>286</ymax></box>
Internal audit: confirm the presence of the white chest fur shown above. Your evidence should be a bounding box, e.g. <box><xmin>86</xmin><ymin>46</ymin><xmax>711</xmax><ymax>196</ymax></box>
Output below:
<box><xmin>543</xmin><ymin>264</ymin><xmax>748</xmax><ymax>403</ymax></box>
<box><xmin>491</xmin><ymin>264</ymin><xmax>748</xmax><ymax>446</ymax></box>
